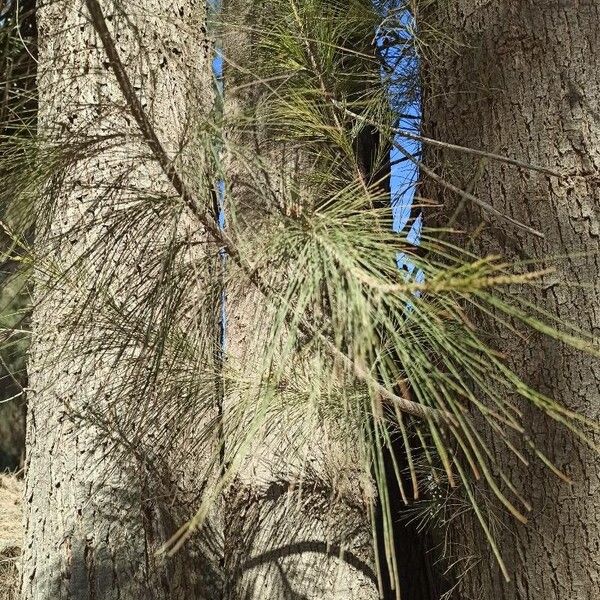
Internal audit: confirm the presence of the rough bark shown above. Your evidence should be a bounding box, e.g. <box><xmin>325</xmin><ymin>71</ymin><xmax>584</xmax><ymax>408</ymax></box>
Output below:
<box><xmin>23</xmin><ymin>2</ymin><xmax>221</xmax><ymax>599</ymax></box>
<box><xmin>421</xmin><ymin>2</ymin><xmax>600</xmax><ymax>598</ymax></box>
<box><xmin>220</xmin><ymin>2</ymin><xmax>380</xmax><ymax>598</ymax></box>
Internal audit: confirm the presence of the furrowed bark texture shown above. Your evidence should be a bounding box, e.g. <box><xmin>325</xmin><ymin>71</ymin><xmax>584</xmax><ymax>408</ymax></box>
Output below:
<box><xmin>221</xmin><ymin>2</ymin><xmax>380</xmax><ymax>599</ymax></box>
<box><xmin>422</xmin><ymin>2</ymin><xmax>600</xmax><ymax>598</ymax></box>
<box><xmin>24</xmin><ymin>2</ymin><xmax>221</xmax><ymax>599</ymax></box>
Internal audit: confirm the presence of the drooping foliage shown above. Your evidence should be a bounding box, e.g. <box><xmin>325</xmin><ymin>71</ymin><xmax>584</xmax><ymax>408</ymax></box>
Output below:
<box><xmin>1</xmin><ymin>0</ymin><xmax>598</xmax><ymax>596</ymax></box>
<box><xmin>0</xmin><ymin>0</ymin><xmax>36</xmax><ymax>469</ymax></box>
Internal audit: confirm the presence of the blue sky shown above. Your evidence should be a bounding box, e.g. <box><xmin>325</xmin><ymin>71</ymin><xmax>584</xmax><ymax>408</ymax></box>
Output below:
<box><xmin>378</xmin><ymin>8</ymin><xmax>424</xmax><ymax>281</ymax></box>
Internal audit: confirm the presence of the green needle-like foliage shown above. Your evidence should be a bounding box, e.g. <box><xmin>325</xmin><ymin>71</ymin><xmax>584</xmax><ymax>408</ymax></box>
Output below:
<box><xmin>1</xmin><ymin>0</ymin><xmax>598</xmax><ymax>595</ymax></box>
<box><xmin>0</xmin><ymin>0</ymin><xmax>35</xmax><ymax>470</ymax></box>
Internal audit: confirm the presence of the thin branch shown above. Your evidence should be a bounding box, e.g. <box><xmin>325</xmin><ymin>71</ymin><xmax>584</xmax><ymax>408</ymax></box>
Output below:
<box><xmin>392</xmin><ymin>139</ymin><xmax>545</xmax><ymax>239</ymax></box>
<box><xmin>84</xmin><ymin>0</ymin><xmax>436</xmax><ymax>421</ymax></box>
<box><xmin>337</xmin><ymin>104</ymin><xmax>562</xmax><ymax>177</ymax></box>
<box><xmin>393</xmin><ymin>128</ymin><xmax>562</xmax><ymax>178</ymax></box>
<box><xmin>330</xmin><ymin>103</ymin><xmax>546</xmax><ymax>238</ymax></box>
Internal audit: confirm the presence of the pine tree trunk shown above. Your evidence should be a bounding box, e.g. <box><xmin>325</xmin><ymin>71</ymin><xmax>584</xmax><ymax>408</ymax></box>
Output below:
<box><xmin>222</xmin><ymin>290</ymin><xmax>378</xmax><ymax>600</ymax></box>
<box><xmin>23</xmin><ymin>2</ymin><xmax>221</xmax><ymax>598</ymax></box>
<box><xmin>220</xmin><ymin>2</ymin><xmax>380</xmax><ymax>598</ymax></box>
<box><xmin>421</xmin><ymin>2</ymin><xmax>600</xmax><ymax>598</ymax></box>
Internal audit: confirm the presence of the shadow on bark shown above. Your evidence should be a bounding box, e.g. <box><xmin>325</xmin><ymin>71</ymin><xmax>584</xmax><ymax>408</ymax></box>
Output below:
<box><xmin>23</xmin><ymin>468</ymin><xmax>224</xmax><ymax>600</ymax></box>
<box><xmin>224</xmin><ymin>478</ymin><xmax>378</xmax><ymax>600</ymax></box>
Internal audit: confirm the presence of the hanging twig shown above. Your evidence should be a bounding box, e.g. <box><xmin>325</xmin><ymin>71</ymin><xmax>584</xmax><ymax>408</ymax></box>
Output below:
<box><xmin>328</xmin><ymin>103</ymin><xmax>546</xmax><ymax>238</ymax></box>
<box><xmin>84</xmin><ymin>0</ymin><xmax>440</xmax><ymax>422</ymax></box>
<box><xmin>335</xmin><ymin>102</ymin><xmax>561</xmax><ymax>177</ymax></box>
<box><xmin>392</xmin><ymin>128</ymin><xmax>561</xmax><ymax>177</ymax></box>
<box><xmin>392</xmin><ymin>139</ymin><xmax>545</xmax><ymax>239</ymax></box>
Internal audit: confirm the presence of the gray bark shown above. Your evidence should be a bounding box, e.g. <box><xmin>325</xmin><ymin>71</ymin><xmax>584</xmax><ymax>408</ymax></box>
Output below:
<box><xmin>220</xmin><ymin>2</ymin><xmax>380</xmax><ymax>598</ymax></box>
<box><xmin>222</xmin><ymin>290</ymin><xmax>378</xmax><ymax>600</ymax></box>
<box><xmin>23</xmin><ymin>2</ymin><xmax>221</xmax><ymax>599</ymax></box>
<box><xmin>421</xmin><ymin>2</ymin><xmax>600</xmax><ymax>598</ymax></box>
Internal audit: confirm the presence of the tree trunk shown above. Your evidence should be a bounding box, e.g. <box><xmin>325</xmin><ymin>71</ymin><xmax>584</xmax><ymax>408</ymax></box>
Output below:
<box><xmin>23</xmin><ymin>2</ymin><xmax>221</xmax><ymax>598</ymax></box>
<box><xmin>220</xmin><ymin>2</ymin><xmax>380</xmax><ymax>598</ymax></box>
<box><xmin>421</xmin><ymin>2</ymin><xmax>600</xmax><ymax>598</ymax></box>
